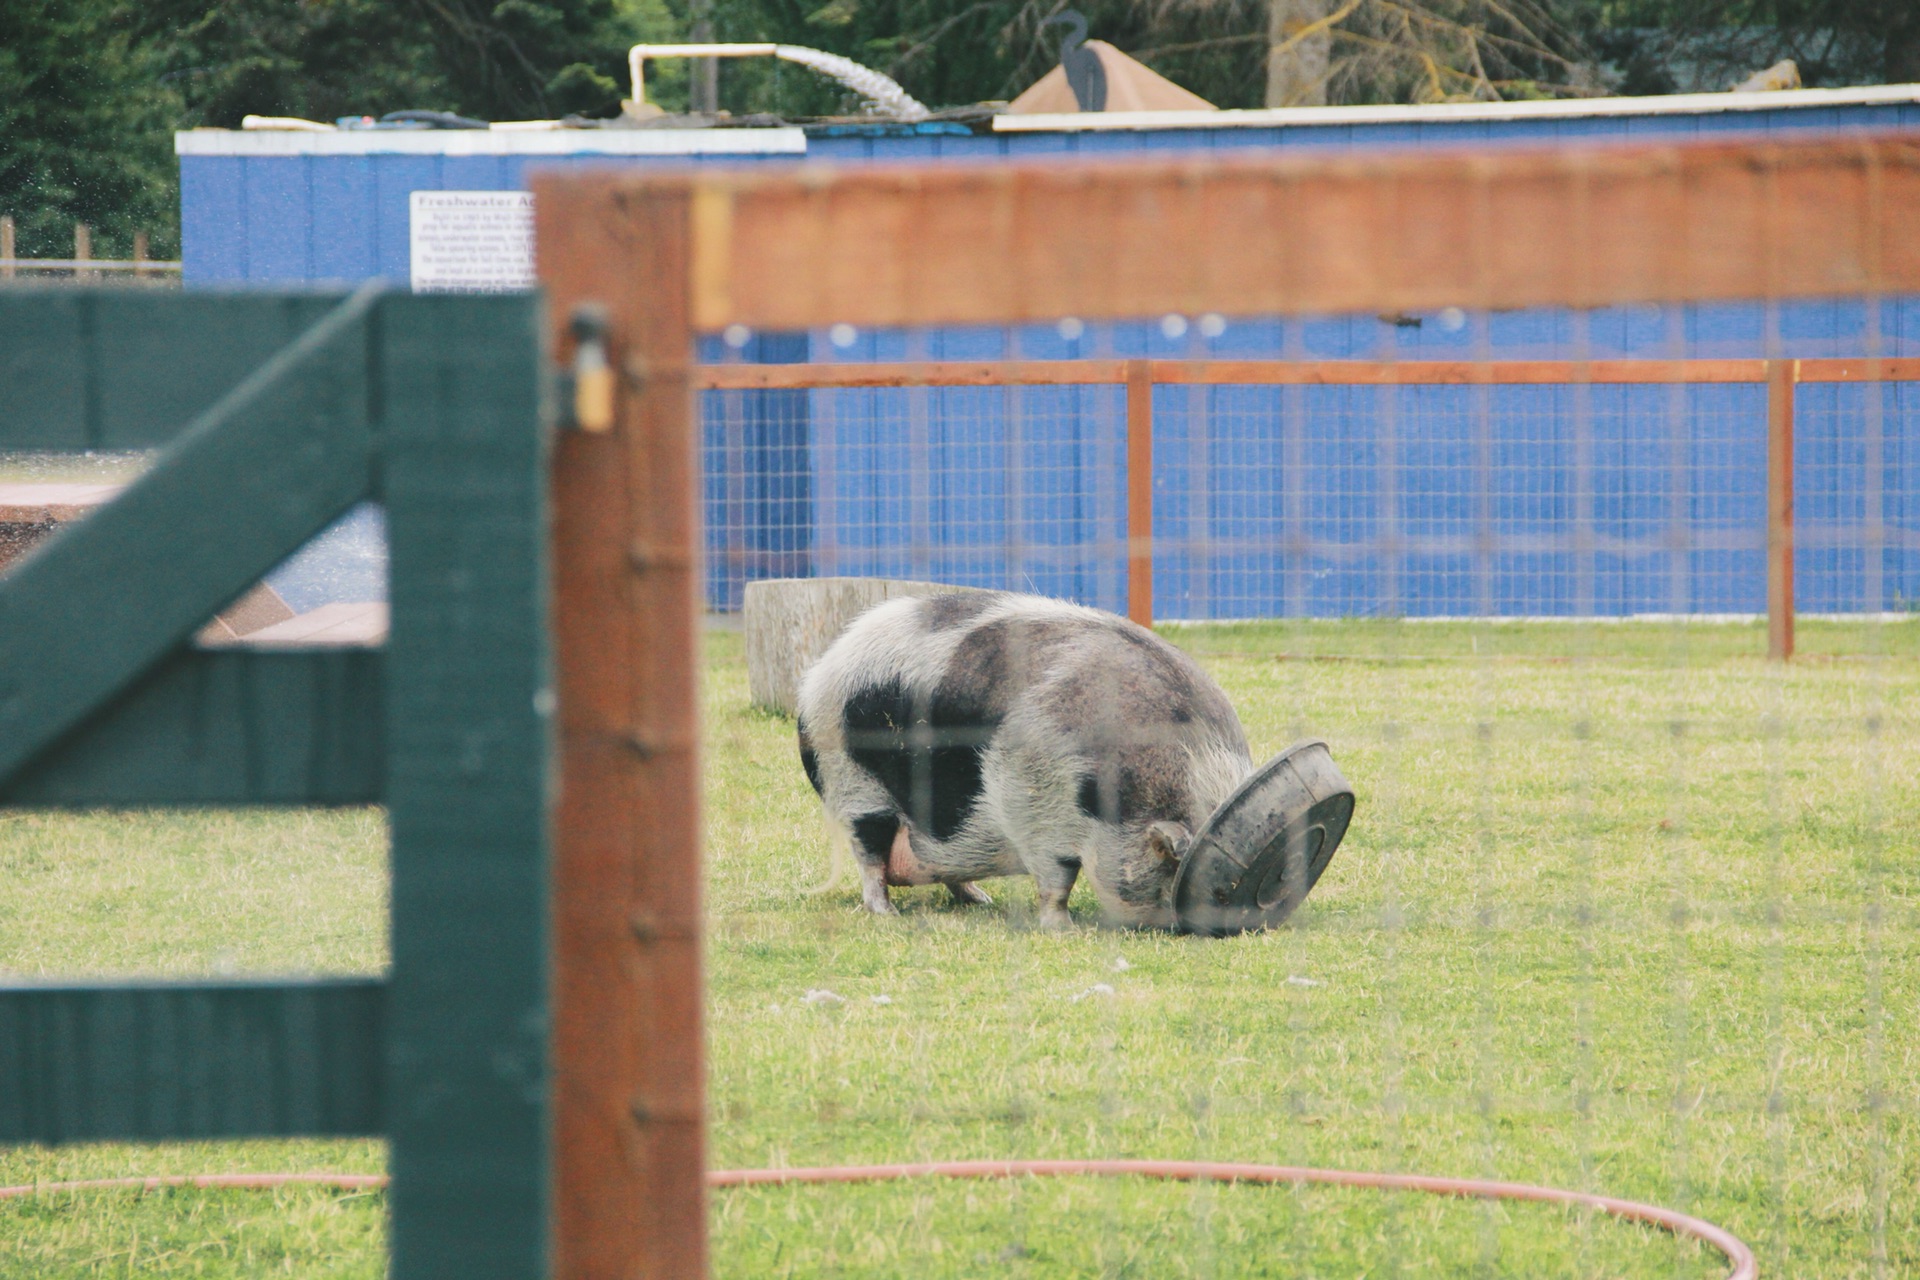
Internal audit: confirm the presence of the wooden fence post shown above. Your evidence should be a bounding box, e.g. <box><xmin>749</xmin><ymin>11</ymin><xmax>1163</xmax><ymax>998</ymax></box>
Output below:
<box><xmin>1</xmin><ymin>217</ymin><xmax>13</xmax><ymax>279</ymax></box>
<box><xmin>1126</xmin><ymin>358</ymin><xmax>1154</xmax><ymax>627</ymax></box>
<box><xmin>1767</xmin><ymin>358</ymin><xmax>1796</xmax><ymax>661</ymax></box>
<box><xmin>537</xmin><ymin>180</ymin><xmax>708</xmax><ymax>1279</ymax></box>
<box><xmin>73</xmin><ymin>223</ymin><xmax>91</xmax><ymax>280</ymax></box>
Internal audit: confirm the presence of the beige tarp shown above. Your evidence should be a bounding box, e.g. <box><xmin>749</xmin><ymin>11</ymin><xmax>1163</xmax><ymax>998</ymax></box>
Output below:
<box><xmin>1006</xmin><ymin>40</ymin><xmax>1217</xmax><ymax>114</ymax></box>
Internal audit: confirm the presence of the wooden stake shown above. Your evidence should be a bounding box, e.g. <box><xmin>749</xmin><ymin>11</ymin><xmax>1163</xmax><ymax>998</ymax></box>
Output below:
<box><xmin>1767</xmin><ymin>359</ymin><xmax>1796</xmax><ymax>661</ymax></box>
<box><xmin>73</xmin><ymin>223</ymin><xmax>91</xmax><ymax>279</ymax></box>
<box><xmin>1126</xmin><ymin>358</ymin><xmax>1154</xmax><ymax>628</ymax></box>
<box><xmin>1</xmin><ymin>216</ymin><xmax>14</xmax><ymax>279</ymax></box>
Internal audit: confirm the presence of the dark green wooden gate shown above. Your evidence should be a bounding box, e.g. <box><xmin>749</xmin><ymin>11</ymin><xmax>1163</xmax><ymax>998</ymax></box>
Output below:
<box><xmin>0</xmin><ymin>287</ymin><xmax>552</xmax><ymax>1277</ymax></box>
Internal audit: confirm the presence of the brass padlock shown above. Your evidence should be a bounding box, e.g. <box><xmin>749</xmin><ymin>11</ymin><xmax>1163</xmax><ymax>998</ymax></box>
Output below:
<box><xmin>570</xmin><ymin>305</ymin><xmax>614</xmax><ymax>433</ymax></box>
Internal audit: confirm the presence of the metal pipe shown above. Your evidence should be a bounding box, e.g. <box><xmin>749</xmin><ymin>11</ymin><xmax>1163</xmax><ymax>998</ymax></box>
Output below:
<box><xmin>631</xmin><ymin>43</ymin><xmax>774</xmax><ymax>107</ymax></box>
<box><xmin>627</xmin><ymin>43</ymin><xmax>928</xmax><ymax>120</ymax></box>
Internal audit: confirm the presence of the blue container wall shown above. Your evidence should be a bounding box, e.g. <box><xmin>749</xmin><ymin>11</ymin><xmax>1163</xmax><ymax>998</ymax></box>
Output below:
<box><xmin>179</xmin><ymin>104</ymin><xmax>1920</xmax><ymax>286</ymax></box>
<box><xmin>182</xmin><ymin>104</ymin><xmax>1920</xmax><ymax>616</ymax></box>
<box><xmin>182</xmin><ymin>152</ymin><xmax>809</xmax><ymax>285</ymax></box>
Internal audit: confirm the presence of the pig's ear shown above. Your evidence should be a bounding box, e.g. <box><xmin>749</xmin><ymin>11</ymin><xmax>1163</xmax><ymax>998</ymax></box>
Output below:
<box><xmin>1146</xmin><ymin>821</ymin><xmax>1190</xmax><ymax>867</ymax></box>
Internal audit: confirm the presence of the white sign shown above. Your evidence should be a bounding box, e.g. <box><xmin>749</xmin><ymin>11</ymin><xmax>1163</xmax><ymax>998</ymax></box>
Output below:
<box><xmin>409</xmin><ymin>190</ymin><xmax>534</xmax><ymax>292</ymax></box>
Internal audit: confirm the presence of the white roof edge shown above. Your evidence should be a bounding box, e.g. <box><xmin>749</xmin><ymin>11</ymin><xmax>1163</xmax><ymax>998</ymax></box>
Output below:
<box><xmin>176</xmin><ymin>127</ymin><xmax>806</xmax><ymax>156</ymax></box>
<box><xmin>993</xmin><ymin>82</ymin><xmax>1920</xmax><ymax>132</ymax></box>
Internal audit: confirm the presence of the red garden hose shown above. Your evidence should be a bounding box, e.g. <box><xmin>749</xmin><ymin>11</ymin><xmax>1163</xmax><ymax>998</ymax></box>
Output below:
<box><xmin>1</xmin><ymin>1158</ymin><xmax>1756</xmax><ymax>1279</ymax></box>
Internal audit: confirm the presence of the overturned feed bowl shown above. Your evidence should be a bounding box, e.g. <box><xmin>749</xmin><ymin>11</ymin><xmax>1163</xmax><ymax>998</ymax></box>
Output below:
<box><xmin>1172</xmin><ymin>739</ymin><xmax>1355</xmax><ymax>937</ymax></box>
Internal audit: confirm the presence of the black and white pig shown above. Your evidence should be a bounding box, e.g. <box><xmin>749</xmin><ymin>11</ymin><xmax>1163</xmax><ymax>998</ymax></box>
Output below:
<box><xmin>796</xmin><ymin>591</ymin><xmax>1254</xmax><ymax>929</ymax></box>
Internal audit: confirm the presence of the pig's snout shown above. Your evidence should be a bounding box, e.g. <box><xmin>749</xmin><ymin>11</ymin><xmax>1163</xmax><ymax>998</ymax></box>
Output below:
<box><xmin>1101</xmin><ymin>820</ymin><xmax>1193</xmax><ymax>930</ymax></box>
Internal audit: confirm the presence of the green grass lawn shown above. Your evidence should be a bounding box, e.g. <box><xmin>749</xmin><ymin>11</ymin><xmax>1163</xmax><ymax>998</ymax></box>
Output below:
<box><xmin>3</xmin><ymin>619</ymin><xmax>1915</xmax><ymax>1277</ymax></box>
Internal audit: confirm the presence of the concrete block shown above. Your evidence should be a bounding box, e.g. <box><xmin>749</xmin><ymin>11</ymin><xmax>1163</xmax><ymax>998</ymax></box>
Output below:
<box><xmin>743</xmin><ymin>577</ymin><xmax>984</xmax><ymax>716</ymax></box>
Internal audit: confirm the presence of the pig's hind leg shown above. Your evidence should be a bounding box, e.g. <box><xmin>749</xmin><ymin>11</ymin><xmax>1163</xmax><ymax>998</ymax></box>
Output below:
<box><xmin>946</xmin><ymin>880</ymin><xmax>993</xmax><ymax>907</ymax></box>
<box><xmin>848</xmin><ymin>813</ymin><xmax>900</xmax><ymax>916</ymax></box>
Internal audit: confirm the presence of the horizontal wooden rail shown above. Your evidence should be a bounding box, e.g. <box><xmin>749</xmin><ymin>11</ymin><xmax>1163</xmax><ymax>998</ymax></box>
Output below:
<box><xmin>696</xmin><ymin>357</ymin><xmax>1920</xmax><ymax>390</ymax></box>
<box><xmin>1795</xmin><ymin>357</ymin><xmax>1920</xmax><ymax>383</ymax></box>
<box><xmin>0</xmin><ymin>979</ymin><xmax>384</xmax><ymax>1144</ymax></box>
<box><xmin>1149</xmin><ymin>359</ymin><xmax>1776</xmax><ymax>385</ymax></box>
<box><xmin>0</xmin><ymin>649</ymin><xmax>383</xmax><ymax>807</ymax></box>
<box><xmin>0</xmin><ymin>292</ymin><xmax>354</xmax><ymax>451</ymax></box>
<box><xmin>660</xmin><ymin>134</ymin><xmax>1920</xmax><ymax>332</ymax></box>
<box><xmin>700</xmin><ymin>359</ymin><xmax>1128</xmax><ymax>388</ymax></box>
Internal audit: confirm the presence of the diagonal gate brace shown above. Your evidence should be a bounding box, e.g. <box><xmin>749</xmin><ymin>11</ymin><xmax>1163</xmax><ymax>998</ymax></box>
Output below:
<box><xmin>0</xmin><ymin>285</ymin><xmax>382</xmax><ymax>787</ymax></box>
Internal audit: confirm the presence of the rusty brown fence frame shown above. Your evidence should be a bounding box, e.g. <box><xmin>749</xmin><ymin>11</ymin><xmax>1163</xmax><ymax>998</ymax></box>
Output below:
<box><xmin>533</xmin><ymin>134</ymin><xmax>1920</xmax><ymax>1277</ymax></box>
<box><xmin>696</xmin><ymin>355</ymin><xmax>1920</xmax><ymax>657</ymax></box>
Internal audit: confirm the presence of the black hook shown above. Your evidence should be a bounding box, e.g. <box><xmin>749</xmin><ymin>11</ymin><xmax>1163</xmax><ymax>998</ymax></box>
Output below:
<box><xmin>1042</xmin><ymin>9</ymin><xmax>1107</xmax><ymax>112</ymax></box>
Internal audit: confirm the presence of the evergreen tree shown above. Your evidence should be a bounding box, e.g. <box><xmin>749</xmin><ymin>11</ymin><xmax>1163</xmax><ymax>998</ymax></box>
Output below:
<box><xmin>137</xmin><ymin>0</ymin><xmax>678</xmax><ymax>126</ymax></box>
<box><xmin>683</xmin><ymin>0</ymin><xmax>1587</xmax><ymax>114</ymax></box>
<box><xmin>0</xmin><ymin>0</ymin><xmax>178</xmax><ymax>258</ymax></box>
<box><xmin>0</xmin><ymin>0</ymin><xmax>679</xmax><ymax>262</ymax></box>
<box><xmin>1575</xmin><ymin>0</ymin><xmax>1920</xmax><ymax>92</ymax></box>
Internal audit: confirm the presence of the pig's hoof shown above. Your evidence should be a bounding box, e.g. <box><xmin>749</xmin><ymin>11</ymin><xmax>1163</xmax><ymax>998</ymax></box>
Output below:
<box><xmin>1037</xmin><ymin>906</ymin><xmax>1075</xmax><ymax>931</ymax></box>
<box><xmin>861</xmin><ymin>894</ymin><xmax>900</xmax><ymax>916</ymax></box>
<box><xmin>947</xmin><ymin>881</ymin><xmax>993</xmax><ymax>907</ymax></box>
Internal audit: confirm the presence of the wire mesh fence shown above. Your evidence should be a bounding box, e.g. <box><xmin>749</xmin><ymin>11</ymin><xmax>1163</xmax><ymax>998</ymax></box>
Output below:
<box><xmin>506</xmin><ymin>138</ymin><xmax>1920</xmax><ymax>1279</ymax></box>
<box><xmin>1153</xmin><ymin>378</ymin><xmax>1779</xmax><ymax>620</ymax></box>
<box><xmin>691</xmin><ymin>321</ymin><xmax>1917</xmax><ymax>1276</ymax></box>
<box><xmin>706</xmin><ymin>380</ymin><xmax>1131</xmax><ymax>613</ymax></box>
<box><xmin>701</xmin><ymin>344</ymin><xmax>1920</xmax><ymax>628</ymax></box>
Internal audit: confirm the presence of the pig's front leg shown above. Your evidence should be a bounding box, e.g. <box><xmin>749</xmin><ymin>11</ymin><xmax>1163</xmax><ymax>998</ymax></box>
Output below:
<box><xmin>1033</xmin><ymin>855</ymin><xmax>1080</xmax><ymax>930</ymax></box>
